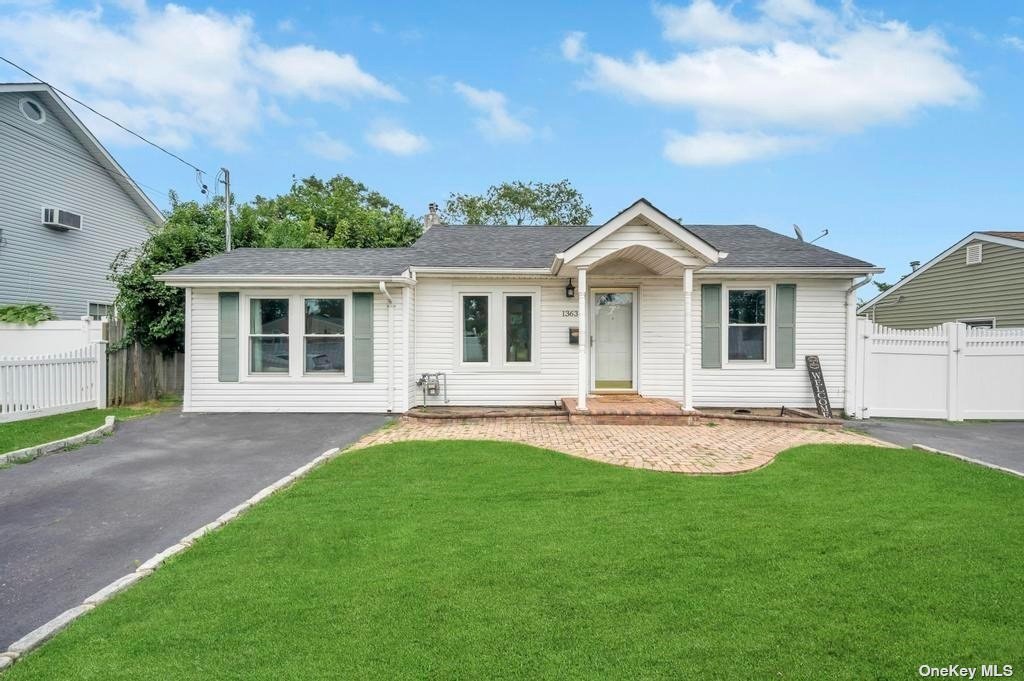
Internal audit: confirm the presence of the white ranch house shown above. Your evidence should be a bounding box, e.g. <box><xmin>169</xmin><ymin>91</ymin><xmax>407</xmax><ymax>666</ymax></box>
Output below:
<box><xmin>159</xmin><ymin>199</ymin><xmax>882</xmax><ymax>415</ymax></box>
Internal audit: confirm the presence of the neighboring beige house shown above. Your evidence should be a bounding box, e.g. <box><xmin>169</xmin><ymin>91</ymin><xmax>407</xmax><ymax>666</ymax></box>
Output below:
<box><xmin>858</xmin><ymin>232</ymin><xmax>1024</xmax><ymax>329</ymax></box>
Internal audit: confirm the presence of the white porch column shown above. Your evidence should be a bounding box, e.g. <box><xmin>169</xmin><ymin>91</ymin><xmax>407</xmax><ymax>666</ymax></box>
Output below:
<box><xmin>577</xmin><ymin>266</ymin><xmax>588</xmax><ymax>411</ymax></box>
<box><xmin>683</xmin><ymin>268</ymin><xmax>694</xmax><ymax>411</ymax></box>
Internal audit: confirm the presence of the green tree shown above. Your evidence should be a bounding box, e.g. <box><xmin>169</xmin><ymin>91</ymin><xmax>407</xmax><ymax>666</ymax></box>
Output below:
<box><xmin>111</xmin><ymin>175</ymin><xmax>422</xmax><ymax>353</ymax></box>
<box><xmin>874</xmin><ymin>281</ymin><xmax>893</xmax><ymax>293</ymax></box>
<box><xmin>237</xmin><ymin>175</ymin><xmax>422</xmax><ymax>248</ymax></box>
<box><xmin>110</xmin><ymin>193</ymin><xmax>226</xmax><ymax>353</ymax></box>
<box><xmin>441</xmin><ymin>179</ymin><xmax>592</xmax><ymax>225</ymax></box>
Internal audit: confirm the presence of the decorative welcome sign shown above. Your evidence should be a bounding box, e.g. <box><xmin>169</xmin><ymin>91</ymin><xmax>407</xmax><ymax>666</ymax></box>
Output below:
<box><xmin>805</xmin><ymin>355</ymin><xmax>833</xmax><ymax>418</ymax></box>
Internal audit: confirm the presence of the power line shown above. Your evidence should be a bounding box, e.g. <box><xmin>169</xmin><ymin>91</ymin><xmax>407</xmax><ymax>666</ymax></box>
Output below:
<box><xmin>0</xmin><ymin>55</ymin><xmax>206</xmax><ymax>175</ymax></box>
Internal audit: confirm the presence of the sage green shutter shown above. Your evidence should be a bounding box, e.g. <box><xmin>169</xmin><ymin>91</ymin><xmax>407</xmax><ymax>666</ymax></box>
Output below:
<box><xmin>775</xmin><ymin>284</ymin><xmax>796</xmax><ymax>369</ymax></box>
<box><xmin>352</xmin><ymin>292</ymin><xmax>374</xmax><ymax>382</ymax></box>
<box><xmin>218</xmin><ymin>292</ymin><xmax>239</xmax><ymax>382</ymax></box>
<box><xmin>701</xmin><ymin>284</ymin><xmax>722</xmax><ymax>369</ymax></box>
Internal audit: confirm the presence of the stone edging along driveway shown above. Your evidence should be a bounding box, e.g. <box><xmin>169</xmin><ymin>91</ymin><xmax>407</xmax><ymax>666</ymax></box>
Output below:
<box><xmin>0</xmin><ymin>445</ymin><xmax>341</xmax><ymax>672</ymax></box>
<box><xmin>0</xmin><ymin>416</ymin><xmax>117</xmax><ymax>467</ymax></box>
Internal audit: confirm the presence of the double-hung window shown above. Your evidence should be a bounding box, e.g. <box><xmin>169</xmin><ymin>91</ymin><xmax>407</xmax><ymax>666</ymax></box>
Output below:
<box><xmin>461</xmin><ymin>294</ymin><xmax>489</xmax><ymax>363</ymax></box>
<box><xmin>304</xmin><ymin>298</ymin><xmax>345</xmax><ymax>373</ymax></box>
<box><xmin>249</xmin><ymin>298</ymin><xmax>290</xmax><ymax>373</ymax></box>
<box><xmin>727</xmin><ymin>289</ymin><xmax>767</xmax><ymax>361</ymax></box>
<box><xmin>505</xmin><ymin>295</ymin><xmax>533</xmax><ymax>363</ymax></box>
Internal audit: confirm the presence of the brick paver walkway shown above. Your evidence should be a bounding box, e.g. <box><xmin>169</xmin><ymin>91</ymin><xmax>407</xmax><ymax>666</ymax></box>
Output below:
<box><xmin>351</xmin><ymin>418</ymin><xmax>892</xmax><ymax>474</ymax></box>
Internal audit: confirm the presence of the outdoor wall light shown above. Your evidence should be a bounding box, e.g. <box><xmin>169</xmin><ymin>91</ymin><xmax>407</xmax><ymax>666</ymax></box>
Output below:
<box><xmin>565</xmin><ymin>279</ymin><xmax>576</xmax><ymax>298</ymax></box>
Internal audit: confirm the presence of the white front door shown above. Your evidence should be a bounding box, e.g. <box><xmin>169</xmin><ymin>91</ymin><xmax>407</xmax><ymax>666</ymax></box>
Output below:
<box><xmin>592</xmin><ymin>291</ymin><xmax>635</xmax><ymax>391</ymax></box>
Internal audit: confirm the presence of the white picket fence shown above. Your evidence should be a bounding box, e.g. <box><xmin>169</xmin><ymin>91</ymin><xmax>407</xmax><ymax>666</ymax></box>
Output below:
<box><xmin>850</xmin><ymin>319</ymin><xmax>1024</xmax><ymax>420</ymax></box>
<box><xmin>0</xmin><ymin>343</ymin><xmax>107</xmax><ymax>423</ymax></box>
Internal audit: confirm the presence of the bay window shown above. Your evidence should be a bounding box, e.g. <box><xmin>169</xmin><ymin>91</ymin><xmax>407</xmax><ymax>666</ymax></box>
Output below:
<box><xmin>249</xmin><ymin>298</ymin><xmax>289</xmax><ymax>373</ymax></box>
<box><xmin>727</xmin><ymin>289</ymin><xmax>767</xmax><ymax>361</ymax></box>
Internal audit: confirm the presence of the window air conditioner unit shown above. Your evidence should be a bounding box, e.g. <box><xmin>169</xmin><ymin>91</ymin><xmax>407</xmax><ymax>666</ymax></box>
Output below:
<box><xmin>41</xmin><ymin>207</ymin><xmax>83</xmax><ymax>231</ymax></box>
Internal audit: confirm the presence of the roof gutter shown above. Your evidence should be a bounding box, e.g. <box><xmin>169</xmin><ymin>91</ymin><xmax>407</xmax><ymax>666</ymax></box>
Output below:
<box><xmin>155</xmin><ymin>274</ymin><xmax>417</xmax><ymax>288</ymax></box>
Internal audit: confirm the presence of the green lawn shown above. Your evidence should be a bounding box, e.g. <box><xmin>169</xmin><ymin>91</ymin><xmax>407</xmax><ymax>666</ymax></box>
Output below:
<box><xmin>0</xmin><ymin>397</ymin><xmax>178</xmax><ymax>454</ymax></box>
<box><xmin>7</xmin><ymin>441</ymin><xmax>1023</xmax><ymax>680</ymax></box>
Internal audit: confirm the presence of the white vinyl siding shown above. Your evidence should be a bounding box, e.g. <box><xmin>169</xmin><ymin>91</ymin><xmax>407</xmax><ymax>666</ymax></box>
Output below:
<box><xmin>187</xmin><ymin>289</ymin><xmax>407</xmax><ymax>413</ymax></box>
<box><xmin>413</xmin><ymin>279</ymin><xmax>577</xmax><ymax>406</ymax></box>
<box><xmin>0</xmin><ymin>92</ymin><xmax>154</xmax><ymax>319</ymax></box>
<box><xmin>411</xmin><ymin>275</ymin><xmax>849</xmax><ymax>409</ymax></box>
<box><xmin>693</xmin><ymin>277</ymin><xmax>848</xmax><ymax>409</ymax></box>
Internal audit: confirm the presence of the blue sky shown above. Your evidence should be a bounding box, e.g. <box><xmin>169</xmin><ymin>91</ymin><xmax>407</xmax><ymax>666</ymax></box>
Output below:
<box><xmin>1</xmin><ymin>0</ymin><xmax>1022</xmax><ymax>282</ymax></box>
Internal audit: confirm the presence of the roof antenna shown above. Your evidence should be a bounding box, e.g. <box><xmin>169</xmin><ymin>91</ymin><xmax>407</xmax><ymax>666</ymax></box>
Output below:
<box><xmin>794</xmin><ymin>224</ymin><xmax>829</xmax><ymax>244</ymax></box>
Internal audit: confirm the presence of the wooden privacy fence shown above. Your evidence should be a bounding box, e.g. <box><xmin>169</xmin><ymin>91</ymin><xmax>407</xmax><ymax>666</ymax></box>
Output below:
<box><xmin>849</xmin><ymin>319</ymin><xmax>1024</xmax><ymax>420</ymax></box>
<box><xmin>0</xmin><ymin>344</ymin><xmax>106</xmax><ymax>423</ymax></box>
<box><xmin>105</xmin><ymin>320</ymin><xmax>185</xmax><ymax>406</ymax></box>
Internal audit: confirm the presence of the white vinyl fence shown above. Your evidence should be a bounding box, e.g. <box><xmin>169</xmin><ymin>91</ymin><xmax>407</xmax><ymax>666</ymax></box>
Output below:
<box><xmin>0</xmin><ymin>318</ymin><xmax>105</xmax><ymax>356</ymax></box>
<box><xmin>850</xmin><ymin>319</ymin><xmax>1024</xmax><ymax>420</ymax></box>
<box><xmin>0</xmin><ymin>343</ymin><xmax>107</xmax><ymax>423</ymax></box>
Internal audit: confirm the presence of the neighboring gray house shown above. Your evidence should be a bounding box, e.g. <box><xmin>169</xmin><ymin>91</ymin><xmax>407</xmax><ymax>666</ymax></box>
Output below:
<box><xmin>0</xmin><ymin>83</ymin><xmax>164</xmax><ymax>320</ymax></box>
<box><xmin>859</xmin><ymin>231</ymin><xmax>1024</xmax><ymax>328</ymax></box>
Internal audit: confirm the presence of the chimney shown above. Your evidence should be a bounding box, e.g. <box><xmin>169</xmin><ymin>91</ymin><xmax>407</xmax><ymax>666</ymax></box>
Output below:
<box><xmin>424</xmin><ymin>202</ymin><xmax>440</xmax><ymax>231</ymax></box>
<box><xmin>910</xmin><ymin>260</ymin><xmax>921</xmax><ymax>272</ymax></box>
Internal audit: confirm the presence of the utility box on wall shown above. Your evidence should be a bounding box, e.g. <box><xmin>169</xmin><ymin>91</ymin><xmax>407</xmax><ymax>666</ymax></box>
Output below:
<box><xmin>568</xmin><ymin>327</ymin><xmax>579</xmax><ymax>345</ymax></box>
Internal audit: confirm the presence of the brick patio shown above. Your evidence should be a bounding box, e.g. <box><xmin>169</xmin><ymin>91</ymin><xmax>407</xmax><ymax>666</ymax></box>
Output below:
<box><xmin>350</xmin><ymin>417</ymin><xmax>892</xmax><ymax>474</ymax></box>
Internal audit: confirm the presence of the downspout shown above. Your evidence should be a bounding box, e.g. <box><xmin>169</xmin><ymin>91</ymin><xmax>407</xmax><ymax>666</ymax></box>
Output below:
<box><xmin>379</xmin><ymin>281</ymin><xmax>395</xmax><ymax>413</ymax></box>
<box><xmin>844</xmin><ymin>274</ymin><xmax>874</xmax><ymax>419</ymax></box>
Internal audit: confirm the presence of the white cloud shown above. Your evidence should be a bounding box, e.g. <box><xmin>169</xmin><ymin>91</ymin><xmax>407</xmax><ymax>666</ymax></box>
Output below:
<box><xmin>304</xmin><ymin>131</ymin><xmax>353</xmax><ymax>161</ymax></box>
<box><xmin>654</xmin><ymin>0</ymin><xmax>776</xmax><ymax>45</ymax></box>
<box><xmin>561</xmin><ymin>31</ymin><xmax>586</xmax><ymax>61</ymax></box>
<box><xmin>664</xmin><ymin>129</ymin><xmax>813</xmax><ymax>165</ymax></box>
<box><xmin>253</xmin><ymin>45</ymin><xmax>401</xmax><ymax>102</ymax></box>
<box><xmin>453</xmin><ymin>82</ymin><xmax>533</xmax><ymax>142</ymax></box>
<box><xmin>566</xmin><ymin>1</ymin><xmax>975</xmax><ymax>165</ymax></box>
<box><xmin>1004</xmin><ymin>35</ymin><xmax>1024</xmax><ymax>52</ymax></box>
<box><xmin>365</xmin><ymin>122</ymin><xmax>429</xmax><ymax>155</ymax></box>
<box><xmin>0</xmin><ymin>2</ymin><xmax>401</xmax><ymax>151</ymax></box>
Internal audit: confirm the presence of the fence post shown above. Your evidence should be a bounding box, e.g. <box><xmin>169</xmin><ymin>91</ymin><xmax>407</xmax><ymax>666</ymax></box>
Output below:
<box><xmin>93</xmin><ymin>340</ymin><xmax>108</xmax><ymax>409</ymax></box>
<box><xmin>853</xmin><ymin>317</ymin><xmax>871</xmax><ymax>419</ymax></box>
<box><xmin>944</xmin><ymin>322</ymin><xmax>962</xmax><ymax>422</ymax></box>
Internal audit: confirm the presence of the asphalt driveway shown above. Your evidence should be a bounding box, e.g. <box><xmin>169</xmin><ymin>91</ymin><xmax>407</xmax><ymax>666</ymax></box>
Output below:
<box><xmin>0</xmin><ymin>410</ymin><xmax>388</xmax><ymax>649</ymax></box>
<box><xmin>849</xmin><ymin>419</ymin><xmax>1024</xmax><ymax>475</ymax></box>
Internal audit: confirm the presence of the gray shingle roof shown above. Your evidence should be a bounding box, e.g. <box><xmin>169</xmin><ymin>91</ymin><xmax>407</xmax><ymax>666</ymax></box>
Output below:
<box><xmin>162</xmin><ymin>223</ymin><xmax>874</xmax><ymax>278</ymax></box>
<box><xmin>687</xmin><ymin>225</ymin><xmax>875</xmax><ymax>268</ymax></box>
<box><xmin>408</xmin><ymin>225</ymin><xmax>598</xmax><ymax>268</ymax></box>
<box><xmin>163</xmin><ymin>248</ymin><xmax>413</xmax><ymax>277</ymax></box>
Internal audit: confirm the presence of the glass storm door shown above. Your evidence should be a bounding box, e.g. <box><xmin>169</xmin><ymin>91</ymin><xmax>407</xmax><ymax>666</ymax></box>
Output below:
<box><xmin>593</xmin><ymin>291</ymin><xmax>635</xmax><ymax>390</ymax></box>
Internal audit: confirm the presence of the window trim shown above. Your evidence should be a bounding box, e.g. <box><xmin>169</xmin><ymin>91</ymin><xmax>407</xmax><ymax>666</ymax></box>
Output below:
<box><xmin>19</xmin><ymin>98</ymin><xmax>46</xmax><ymax>125</ymax></box>
<box><xmin>458</xmin><ymin>292</ymin><xmax>492</xmax><ymax>366</ymax></box>
<box><xmin>502</xmin><ymin>292</ymin><xmax>537</xmax><ymax>367</ymax></box>
<box><xmin>302</xmin><ymin>297</ymin><xmax>347</xmax><ymax>376</ymax></box>
<box><xmin>453</xmin><ymin>286</ymin><xmax>542</xmax><ymax>372</ymax></box>
<box><xmin>957</xmin><ymin>317</ymin><xmax>996</xmax><ymax>329</ymax></box>
<box><xmin>722</xmin><ymin>284</ymin><xmax>773</xmax><ymax>367</ymax></box>
<box><xmin>240</xmin><ymin>291</ymin><xmax>354</xmax><ymax>383</ymax></box>
<box><xmin>247</xmin><ymin>297</ymin><xmax>291</xmax><ymax>376</ymax></box>
<box><xmin>86</xmin><ymin>301</ymin><xmax>114</xmax><ymax>321</ymax></box>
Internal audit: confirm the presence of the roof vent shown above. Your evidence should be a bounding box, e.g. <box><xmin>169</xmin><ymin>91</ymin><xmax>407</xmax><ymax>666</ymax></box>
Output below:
<box><xmin>966</xmin><ymin>243</ymin><xmax>982</xmax><ymax>265</ymax></box>
<box><xmin>42</xmin><ymin>207</ymin><xmax>83</xmax><ymax>231</ymax></box>
<box><xmin>909</xmin><ymin>260</ymin><xmax>921</xmax><ymax>271</ymax></box>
